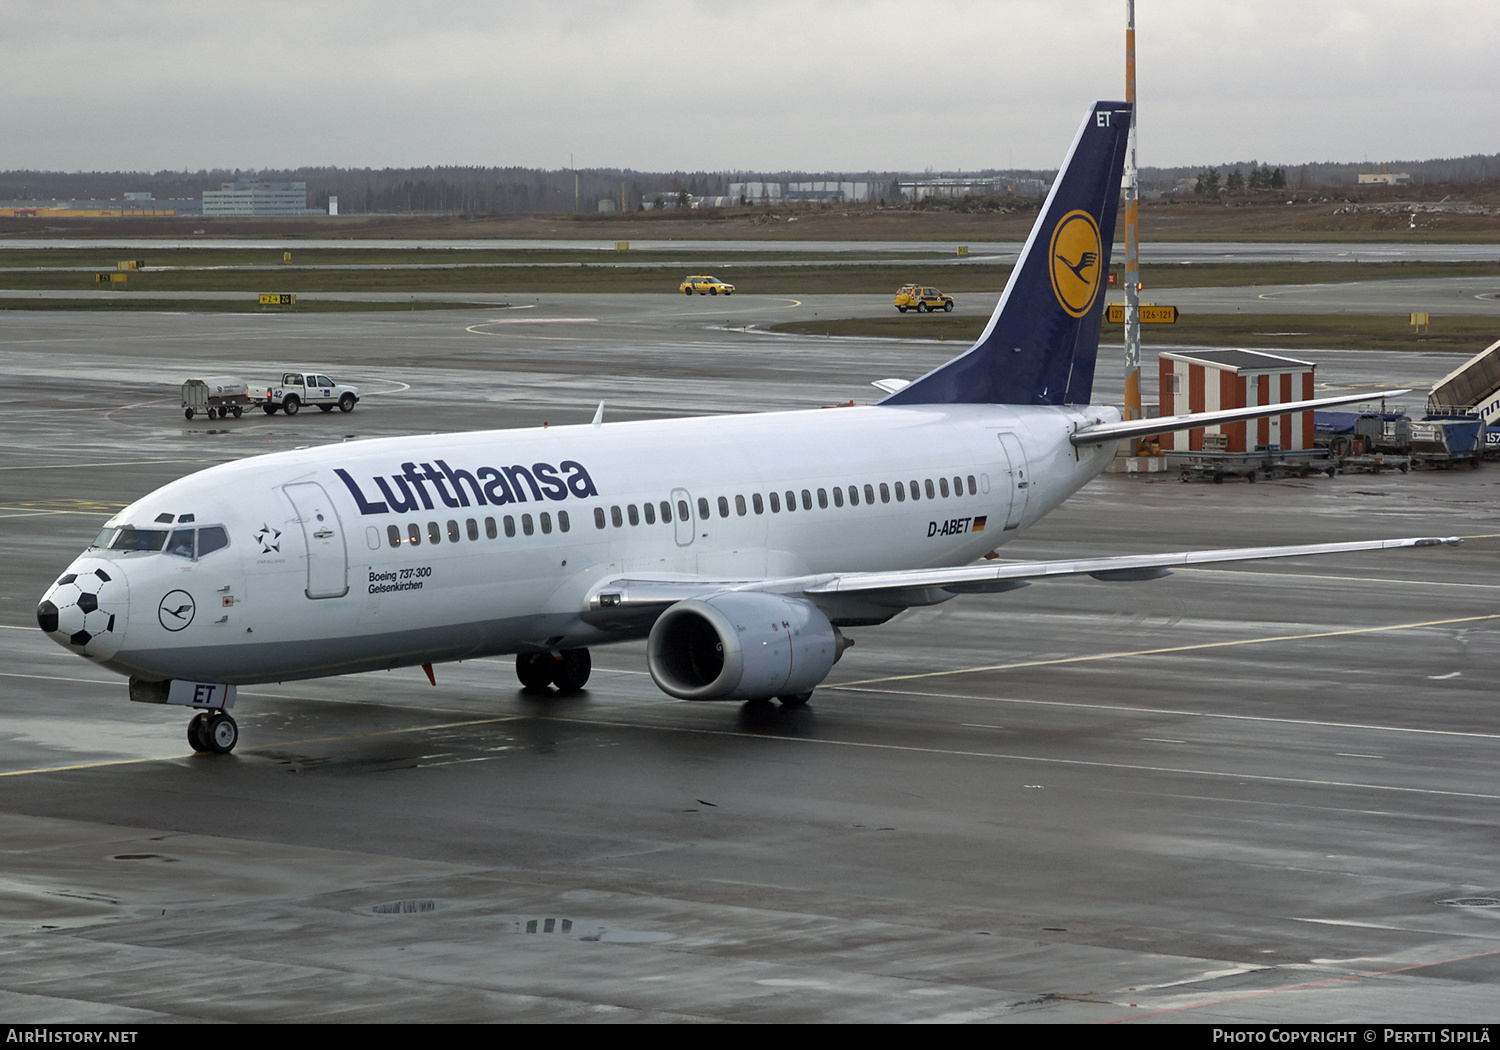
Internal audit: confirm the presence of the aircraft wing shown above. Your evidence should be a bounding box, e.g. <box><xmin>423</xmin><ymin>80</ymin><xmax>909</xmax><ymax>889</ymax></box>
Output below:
<box><xmin>801</xmin><ymin>535</ymin><xmax>1457</xmax><ymax>603</ymax></box>
<box><xmin>1070</xmin><ymin>389</ymin><xmax>1410</xmax><ymax>446</ymax></box>
<box><xmin>583</xmin><ymin>535</ymin><xmax>1458</xmax><ymax>625</ymax></box>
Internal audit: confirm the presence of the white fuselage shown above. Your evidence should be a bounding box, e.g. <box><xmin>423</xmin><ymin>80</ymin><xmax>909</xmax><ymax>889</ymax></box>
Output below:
<box><xmin>44</xmin><ymin>402</ymin><xmax>1121</xmax><ymax>685</ymax></box>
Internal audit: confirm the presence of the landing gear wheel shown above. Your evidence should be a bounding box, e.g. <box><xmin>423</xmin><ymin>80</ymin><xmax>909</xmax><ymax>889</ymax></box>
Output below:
<box><xmin>282</xmin><ymin>396</ymin><xmax>300</xmax><ymax>416</ymax></box>
<box><xmin>338</xmin><ymin>393</ymin><xmax>356</xmax><ymax>412</ymax></box>
<box><xmin>516</xmin><ymin>652</ymin><xmax>554</xmax><ymax>691</ymax></box>
<box><xmin>205</xmin><ymin>712</ymin><xmax>237</xmax><ymax>754</ymax></box>
<box><xmin>188</xmin><ymin>713</ymin><xmax>210</xmax><ymax>752</ymax></box>
<box><xmin>777</xmin><ymin>692</ymin><xmax>812</xmax><ymax>706</ymax></box>
<box><xmin>551</xmin><ymin>649</ymin><xmax>591</xmax><ymax>692</ymax></box>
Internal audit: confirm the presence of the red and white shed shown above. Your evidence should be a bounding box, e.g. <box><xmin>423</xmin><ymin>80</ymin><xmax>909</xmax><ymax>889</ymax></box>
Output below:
<box><xmin>1158</xmin><ymin>349</ymin><xmax>1316</xmax><ymax>453</ymax></box>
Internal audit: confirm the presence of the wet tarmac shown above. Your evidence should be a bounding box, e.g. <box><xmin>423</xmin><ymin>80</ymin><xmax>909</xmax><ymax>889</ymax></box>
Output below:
<box><xmin>2</xmin><ymin>294</ymin><xmax>1499</xmax><ymax>1022</ymax></box>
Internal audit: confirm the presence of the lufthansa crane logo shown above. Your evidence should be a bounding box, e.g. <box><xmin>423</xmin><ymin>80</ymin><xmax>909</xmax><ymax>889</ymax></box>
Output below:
<box><xmin>1048</xmin><ymin>210</ymin><xmax>1103</xmax><ymax>318</ymax></box>
<box><xmin>158</xmin><ymin>590</ymin><xmax>196</xmax><ymax>632</ymax></box>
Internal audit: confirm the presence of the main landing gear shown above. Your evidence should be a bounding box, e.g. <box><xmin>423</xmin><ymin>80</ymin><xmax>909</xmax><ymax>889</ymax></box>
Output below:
<box><xmin>516</xmin><ymin>649</ymin><xmax>591</xmax><ymax>693</ymax></box>
<box><xmin>188</xmin><ymin>711</ymin><xmax>239</xmax><ymax>754</ymax></box>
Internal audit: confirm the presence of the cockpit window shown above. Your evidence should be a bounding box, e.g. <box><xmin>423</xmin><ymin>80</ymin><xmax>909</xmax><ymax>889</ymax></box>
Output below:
<box><xmin>108</xmin><ymin>527</ymin><xmax>168</xmax><ymax>552</ymax></box>
<box><xmin>198</xmin><ymin>526</ymin><xmax>229</xmax><ymax>556</ymax></box>
<box><xmin>96</xmin><ymin>524</ymin><xmax>229</xmax><ymax>558</ymax></box>
<box><xmin>166</xmin><ymin>529</ymin><xmax>196</xmax><ymax>558</ymax></box>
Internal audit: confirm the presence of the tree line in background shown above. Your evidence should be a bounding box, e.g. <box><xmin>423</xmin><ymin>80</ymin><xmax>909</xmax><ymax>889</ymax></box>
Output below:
<box><xmin>0</xmin><ymin>152</ymin><xmax>1495</xmax><ymax>213</ymax></box>
<box><xmin>1193</xmin><ymin>164</ymin><xmax>1288</xmax><ymax>195</ymax></box>
<box><xmin>0</xmin><ymin>166</ymin><xmax>1001</xmax><ymax>213</ymax></box>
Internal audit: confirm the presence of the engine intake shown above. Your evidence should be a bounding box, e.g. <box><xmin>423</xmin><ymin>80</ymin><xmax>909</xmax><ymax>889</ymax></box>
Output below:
<box><xmin>647</xmin><ymin>592</ymin><xmax>844</xmax><ymax>701</ymax></box>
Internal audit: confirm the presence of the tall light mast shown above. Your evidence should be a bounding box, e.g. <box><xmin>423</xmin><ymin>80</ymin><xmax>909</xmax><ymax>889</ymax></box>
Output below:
<box><xmin>1123</xmin><ymin>0</ymin><xmax>1142</xmax><ymax>428</ymax></box>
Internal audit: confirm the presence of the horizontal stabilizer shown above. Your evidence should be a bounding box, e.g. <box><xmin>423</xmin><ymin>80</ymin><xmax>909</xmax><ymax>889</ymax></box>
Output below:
<box><xmin>1071</xmin><ymin>389</ymin><xmax>1410</xmax><ymax>446</ymax></box>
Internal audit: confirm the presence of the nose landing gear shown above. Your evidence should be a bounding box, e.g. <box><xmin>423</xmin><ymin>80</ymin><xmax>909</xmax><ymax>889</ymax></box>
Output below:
<box><xmin>188</xmin><ymin>711</ymin><xmax>239</xmax><ymax>754</ymax></box>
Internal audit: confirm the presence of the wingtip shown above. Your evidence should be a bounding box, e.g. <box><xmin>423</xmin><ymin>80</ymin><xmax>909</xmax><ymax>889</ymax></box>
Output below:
<box><xmin>1412</xmin><ymin>537</ymin><xmax>1463</xmax><ymax>547</ymax></box>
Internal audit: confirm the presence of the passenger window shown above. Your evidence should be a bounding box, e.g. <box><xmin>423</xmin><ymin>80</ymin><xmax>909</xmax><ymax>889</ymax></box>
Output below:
<box><xmin>611</xmin><ymin>506</ymin><xmax>623</xmax><ymax>528</ymax></box>
<box><xmin>849</xmin><ymin>486</ymin><xmax>860</xmax><ymax>506</ymax></box>
<box><xmin>717</xmin><ymin>496</ymin><xmax>729</xmax><ymax>518</ymax></box>
<box><xmin>522</xmin><ymin>514</ymin><xmax>534</xmax><ymax>536</ymax></box>
<box><xmin>559</xmin><ymin>511</ymin><xmax>570</xmax><ymax>532</ymax></box>
<box><xmin>865</xmin><ymin>484</ymin><xmax>875</xmax><ymax>504</ymax></box>
<box><xmin>486</xmin><ymin>517</ymin><xmax>497</xmax><ymax>539</ymax></box>
<box><xmin>939</xmin><ymin>478</ymin><xmax>950</xmax><ymax>498</ymax></box>
<box><xmin>661</xmin><ymin>500</ymin><xmax>672</xmax><ymax>523</ymax></box>
<box><xmin>644</xmin><ymin>502</ymin><xmax>656</xmax><ymax>525</ymax></box>
<box><xmin>678</xmin><ymin>499</ymin><xmax>690</xmax><ymax>521</ymax></box>
<box><xmin>924</xmin><ymin>479</ymin><xmax>935</xmax><ymax>499</ymax></box>
<box><xmin>953</xmin><ymin>476</ymin><xmax>962</xmax><ymax>495</ymax></box>
<box><xmin>786</xmin><ymin>490</ymin><xmax>797</xmax><ymax>511</ymax></box>
<box><xmin>628</xmin><ymin>504</ymin><xmax>640</xmax><ymax>526</ymax></box>
<box><xmin>697</xmin><ymin>497</ymin><xmax>710</xmax><ymax>520</ymax></box>
<box><xmin>967</xmin><ymin>475</ymin><xmax>977</xmax><ymax>495</ymax></box>
<box><xmin>752</xmin><ymin>493</ymin><xmax>764</xmax><ymax>514</ymax></box>
<box><xmin>540</xmin><ymin>512</ymin><xmax>552</xmax><ymax>534</ymax></box>
<box><xmin>428</xmin><ymin>522</ymin><xmax>441</xmax><ymax>544</ymax></box>
<box><xmin>447</xmin><ymin>520</ymin><xmax>460</xmax><ymax>542</ymax></box>
<box><xmin>894</xmin><ymin>481</ymin><xmax>905</xmax><ymax>501</ymax></box>
<box><xmin>594</xmin><ymin>507</ymin><xmax>606</xmax><ymax>529</ymax></box>
<box><xmin>466</xmin><ymin>518</ymin><xmax>478</xmax><ymax>541</ymax></box>
<box><xmin>504</xmin><ymin>515</ymin><xmax>516</xmax><ymax>538</ymax></box>
<box><xmin>770</xmin><ymin>491</ymin><xmax>781</xmax><ymax>513</ymax></box>
<box><xmin>911</xmin><ymin>479</ymin><xmax>922</xmax><ymax>500</ymax></box>
<box><xmin>408</xmin><ymin>523</ymin><xmax>421</xmax><ymax>546</ymax></box>
<box><xmin>832</xmin><ymin>487</ymin><xmax>844</xmax><ymax>508</ymax></box>
<box><xmin>387</xmin><ymin>524</ymin><xmax>402</xmax><ymax>548</ymax></box>
<box><xmin>735</xmin><ymin>495</ymin><xmax>747</xmax><ymax>516</ymax></box>
<box><xmin>801</xmin><ymin>489</ymin><xmax>812</xmax><ymax>510</ymax></box>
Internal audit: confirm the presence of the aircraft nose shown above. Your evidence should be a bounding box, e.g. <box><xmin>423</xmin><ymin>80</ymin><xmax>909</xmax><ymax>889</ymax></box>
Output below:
<box><xmin>37</xmin><ymin>557</ymin><xmax>130</xmax><ymax>661</ymax></box>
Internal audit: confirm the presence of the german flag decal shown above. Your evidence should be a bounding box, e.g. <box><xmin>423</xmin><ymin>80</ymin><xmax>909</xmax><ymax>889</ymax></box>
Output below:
<box><xmin>972</xmin><ymin>515</ymin><xmax>988</xmax><ymax>532</ymax></box>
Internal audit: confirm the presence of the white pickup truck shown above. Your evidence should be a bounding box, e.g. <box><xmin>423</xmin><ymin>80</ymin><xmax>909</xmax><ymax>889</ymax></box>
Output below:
<box><xmin>262</xmin><ymin>372</ymin><xmax>360</xmax><ymax>415</ymax></box>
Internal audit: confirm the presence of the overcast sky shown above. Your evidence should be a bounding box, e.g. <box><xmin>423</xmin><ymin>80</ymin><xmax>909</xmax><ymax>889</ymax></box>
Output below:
<box><xmin>4</xmin><ymin>1</ymin><xmax>1495</xmax><ymax>174</ymax></box>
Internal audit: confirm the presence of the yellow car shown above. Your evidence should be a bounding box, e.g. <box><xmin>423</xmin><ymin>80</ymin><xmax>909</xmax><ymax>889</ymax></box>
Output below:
<box><xmin>895</xmin><ymin>285</ymin><xmax>954</xmax><ymax>313</ymax></box>
<box><xmin>680</xmin><ymin>275</ymin><xmax>735</xmax><ymax>296</ymax></box>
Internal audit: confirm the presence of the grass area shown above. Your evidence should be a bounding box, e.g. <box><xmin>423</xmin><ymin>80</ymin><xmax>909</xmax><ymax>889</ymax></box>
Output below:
<box><xmin>0</xmin><ymin>253</ymin><xmax>1492</xmax><ymax>297</ymax></box>
<box><xmin>0</xmin><ymin>298</ymin><xmax>483</xmax><ymax>313</ymax></box>
<box><xmin>0</xmin><ymin>262</ymin><xmax>1012</xmax><ymax>295</ymax></box>
<box><xmin>0</xmin><ymin>247</ymin><xmax>953</xmax><ymax>269</ymax></box>
<box><xmin>770</xmin><ymin>313</ymin><xmax>1500</xmax><ymax>352</ymax></box>
<box><xmin>1126</xmin><ymin>259</ymin><xmax>1500</xmax><ymax>289</ymax></box>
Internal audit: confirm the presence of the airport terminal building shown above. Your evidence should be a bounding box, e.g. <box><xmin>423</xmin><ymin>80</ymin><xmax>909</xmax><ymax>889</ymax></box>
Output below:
<box><xmin>202</xmin><ymin>180</ymin><xmax>317</xmax><ymax>216</ymax></box>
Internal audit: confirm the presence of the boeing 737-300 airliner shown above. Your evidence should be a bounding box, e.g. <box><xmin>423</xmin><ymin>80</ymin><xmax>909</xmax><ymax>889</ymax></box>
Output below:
<box><xmin>37</xmin><ymin>102</ymin><xmax>1456</xmax><ymax>754</ymax></box>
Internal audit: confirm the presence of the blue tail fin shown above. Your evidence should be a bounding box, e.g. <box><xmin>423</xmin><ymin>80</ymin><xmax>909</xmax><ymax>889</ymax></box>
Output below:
<box><xmin>882</xmin><ymin>101</ymin><xmax>1132</xmax><ymax>407</ymax></box>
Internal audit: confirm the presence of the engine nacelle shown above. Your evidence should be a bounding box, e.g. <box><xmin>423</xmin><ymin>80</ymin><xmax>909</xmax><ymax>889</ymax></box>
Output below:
<box><xmin>647</xmin><ymin>592</ymin><xmax>843</xmax><ymax>701</ymax></box>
